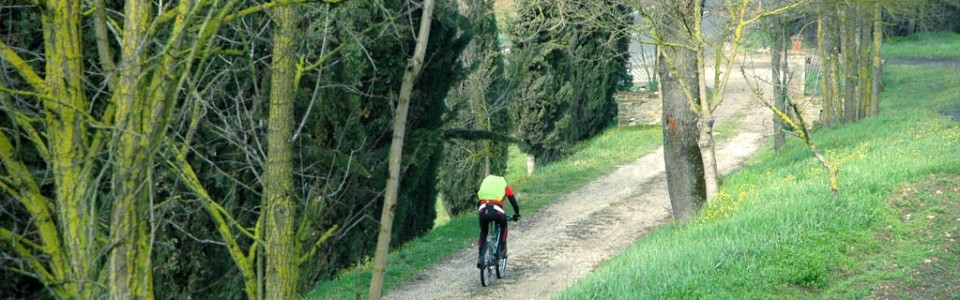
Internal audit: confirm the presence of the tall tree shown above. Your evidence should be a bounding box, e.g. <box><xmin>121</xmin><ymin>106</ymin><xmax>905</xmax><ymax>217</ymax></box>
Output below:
<box><xmin>0</xmin><ymin>0</ymin><xmax>243</xmax><ymax>297</ymax></box>
<box><xmin>510</xmin><ymin>0</ymin><xmax>572</xmax><ymax>168</ymax></box>
<box><xmin>653</xmin><ymin>0</ymin><xmax>707</xmax><ymax>222</ymax></box>
<box><xmin>440</xmin><ymin>0</ymin><xmax>510</xmax><ymax>215</ymax></box>
<box><xmin>109</xmin><ymin>0</ymin><xmax>157</xmax><ymax>298</ymax></box>
<box><xmin>510</xmin><ymin>0</ymin><xmax>630</xmax><ymax>170</ymax></box>
<box><xmin>817</xmin><ymin>2</ymin><xmax>842</xmax><ymax>127</ymax></box>
<box><xmin>870</xmin><ymin>1</ymin><xmax>883</xmax><ymax>116</ymax></box>
<box><xmin>770</xmin><ymin>20</ymin><xmax>790</xmax><ymax>150</ymax></box>
<box><xmin>369</xmin><ymin>0</ymin><xmax>435</xmax><ymax>298</ymax></box>
<box><xmin>840</xmin><ymin>3</ymin><xmax>859</xmax><ymax>123</ymax></box>
<box><xmin>856</xmin><ymin>3</ymin><xmax>873</xmax><ymax>119</ymax></box>
<box><xmin>263</xmin><ymin>2</ymin><xmax>301</xmax><ymax>299</ymax></box>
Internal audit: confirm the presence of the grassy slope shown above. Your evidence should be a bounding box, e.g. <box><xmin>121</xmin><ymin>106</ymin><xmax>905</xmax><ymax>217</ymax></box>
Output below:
<box><xmin>305</xmin><ymin>126</ymin><xmax>662</xmax><ymax>299</ymax></box>
<box><xmin>558</xmin><ymin>37</ymin><xmax>960</xmax><ymax>299</ymax></box>
<box><xmin>883</xmin><ymin>31</ymin><xmax>960</xmax><ymax>59</ymax></box>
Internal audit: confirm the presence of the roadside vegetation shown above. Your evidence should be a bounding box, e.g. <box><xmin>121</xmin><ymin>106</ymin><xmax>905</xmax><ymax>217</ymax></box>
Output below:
<box><xmin>883</xmin><ymin>31</ymin><xmax>960</xmax><ymax>58</ymax></box>
<box><xmin>557</xmin><ymin>33</ymin><xmax>960</xmax><ymax>299</ymax></box>
<box><xmin>306</xmin><ymin>125</ymin><xmax>662</xmax><ymax>299</ymax></box>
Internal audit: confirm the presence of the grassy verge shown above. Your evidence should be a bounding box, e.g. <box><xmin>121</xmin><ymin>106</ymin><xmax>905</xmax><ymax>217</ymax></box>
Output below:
<box><xmin>305</xmin><ymin>125</ymin><xmax>662</xmax><ymax>299</ymax></box>
<box><xmin>824</xmin><ymin>174</ymin><xmax>960</xmax><ymax>299</ymax></box>
<box><xmin>557</xmin><ymin>63</ymin><xmax>960</xmax><ymax>298</ymax></box>
<box><xmin>883</xmin><ymin>31</ymin><xmax>960</xmax><ymax>58</ymax></box>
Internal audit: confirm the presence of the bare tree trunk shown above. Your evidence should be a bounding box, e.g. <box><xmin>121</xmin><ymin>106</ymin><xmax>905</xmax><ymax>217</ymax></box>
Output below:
<box><xmin>820</xmin><ymin>8</ymin><xmax>843</xmax><ymax>127</ymax></box>
<box><xmin>817</xmin><ymin>18</ymin><xmax>832</xmax><ymax>126</ymax></box>
<box><xmin>857</xmin><ymin>6</ymin><xmax>872</xmax><ymax>119</ymax></box>
<box><xmin>840</xmin><ymin>5</ymin><xmax>858</xmax><ymax>123</ymax></box>
<box><xmin>827</xmin><ymin>15</ymin><xmax>843</xmax><ymax>125</ymax></box>
<box><xmin>693</xmin><ymin>1</ymin><xmax>718</xmax><ymax>201</ymax></box>
<box><xmin>655</xmin><ymin>0</ymin><xmax>706</xmax><ymax>223</ymax></box>
<box><xmin>263</xmin><ymin>4</ymin><xmax>301</xmax><ymax>299</ymax></box>
<box><xmin>771</xmin><ymin>25</ymin><xmax>788</xmax><ymax>150</ymax></box>
<box><xmin>369</xmin><ymin>0</ymin><xmax>435</xmax><ymax>298</ymax></box>
<box><xmin>870</xmin><ymin>2</ymin><xmax>883</xmax><ymax>116</ymax></box>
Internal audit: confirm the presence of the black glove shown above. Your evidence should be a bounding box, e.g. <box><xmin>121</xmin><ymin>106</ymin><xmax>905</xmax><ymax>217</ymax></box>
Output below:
<box><xmin>512</xmin><ymin>214</ymin><xmax>521</xmax><ymax>221</ymax></box>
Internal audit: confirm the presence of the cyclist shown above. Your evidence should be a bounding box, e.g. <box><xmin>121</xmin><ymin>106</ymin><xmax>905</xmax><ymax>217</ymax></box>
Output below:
<box><xmin>476</xmin><ymin>175</ymin><xmax>520</xmax><ymax>269</ymax></box>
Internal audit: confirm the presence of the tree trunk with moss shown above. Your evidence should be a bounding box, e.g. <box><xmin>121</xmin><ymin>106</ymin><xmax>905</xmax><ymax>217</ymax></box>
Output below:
<box><xmin>108</xmin><ymin>0</ymin><xmax>156</xmax><ymax>298</ymax></box>
<box><xmin>870</xmin><ymin>2</ymin><xmax>883</xmax><ymax>117</ymax></box>
<box><xmin>818</xmin><ymin>10</ymin><xmax>842</xmax><ymax>127</ymax></box>
<box><xmin>840</xmin><ymin>5</ymin><xmax>858</xmax><ymax>123</ymax></box>
<box><xmin>40</xmin><ymin>0</ymin><xmax>93</xmax><ymax>298</ymax></box>
<box><xmin>856</xmin><ymin>6</ymin><xmax>873</xmax><ymax>119</ymax></box>
<box><xmin>263</xmin><ymin>4</ymin><xmax>301</xmax><ymax>299</ymax></box>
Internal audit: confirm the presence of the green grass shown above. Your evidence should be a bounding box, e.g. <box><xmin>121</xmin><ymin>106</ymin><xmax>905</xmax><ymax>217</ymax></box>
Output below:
<box><xmin>557</xmin><ymin>63</ymin><xmax>960</xmax><ymax>298</ymax></box>
<box><xmin>883</xmin><ymin>31</ymin><xmax>960</xmax><ymax>58</ymax></box>
<box><xmin>305</xmin><ymin>125</ymin><xmax>662</xmax><ymax>299</ymax></box>
<box><xmin>823</xmin><ymin>174</ymin><xmax>960</xmax><ymax>299</ymax></box>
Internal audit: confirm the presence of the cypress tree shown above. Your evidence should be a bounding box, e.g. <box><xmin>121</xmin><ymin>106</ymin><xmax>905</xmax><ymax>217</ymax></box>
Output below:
<box><xmin>439</xmin><ymin>0</ymin><xmax>511</xmax><ymax>216</ymax></box>
<box><xmin>510</xmin><ymin>0</ymin><xmax>630</xmax><ymax>165</ymax></box>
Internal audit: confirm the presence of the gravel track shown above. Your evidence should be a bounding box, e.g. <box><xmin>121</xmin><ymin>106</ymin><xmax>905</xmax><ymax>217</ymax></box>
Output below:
<box><xmin>384</xmin><ymin>59</ymin><xmax>774</xmax><ymax>300</ymax></box>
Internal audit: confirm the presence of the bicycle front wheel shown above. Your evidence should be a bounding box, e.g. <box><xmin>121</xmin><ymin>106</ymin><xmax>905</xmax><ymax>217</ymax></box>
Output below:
<box><xmin>495</xmin><ymin>255</ymin><xmax>507</xmax><ymax>279</ymax></box>
<box><xmin>480</xmin><ymin>264</ymin><xmax>493</xmax><ymax>287</ymax></box>
<box><xmin>480</xmin><ymin>242</ymin><xmax>494</xmax><ymax>287</ymax></box>
<box><xmin>480</xmin><ymin>232</ymin><xmax>495</xmax><ymax>286</ymax></box>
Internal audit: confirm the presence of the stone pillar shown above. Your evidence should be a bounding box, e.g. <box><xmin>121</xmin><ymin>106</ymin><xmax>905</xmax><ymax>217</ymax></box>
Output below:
<box><xmin>790</xmin><ymin>35</ymin><xmax>804</xmax><ymax>53</ymax></box>
<box><xmin>787</xmin><ymin>53</ymin><xmax>805</xmax><ymax>101</ymax></box>
<box><xmin>787</xmin><ymin>35</ymin><xmax>805</xmax><ymax>99</ymax></box>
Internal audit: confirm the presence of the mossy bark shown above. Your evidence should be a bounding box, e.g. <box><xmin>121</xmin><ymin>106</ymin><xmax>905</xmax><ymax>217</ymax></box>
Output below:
<box><xmin>870</xmin><ymin>2</ymin><xmax>883</xmax><ymax>116</ymax></box>
<box><xmin>264</xmin><ymin>4</ymin><xmax>301</xmax><ymax>299</ymax></box>
<box><xmin>108</xmin><ymin>0</ymin><xmax>155</xmax><ymax>298</ymax></box>
<box><xmin>44</xmin><ymin>0</ymin><xmax>95</xmax><ymax>298</ymax></box>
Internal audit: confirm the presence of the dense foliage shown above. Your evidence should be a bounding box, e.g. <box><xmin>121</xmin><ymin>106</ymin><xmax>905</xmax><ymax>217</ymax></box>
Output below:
<box><xmin>508</xmin><ymin>0</ymin><xmax>631</xmax><ymax>164</ymax></box>
<box><xmin>4</xmin><ymin>0</ymin><xmax>955</xmax><ymax>298</ymax></box>
<box><xmin>438</xmin><ymin>0</ymin><xmax>512</xmax><ymax>215</ymax></box>
<box><xmin>0</xmin><ymin>0</ymin><xmax>466</xmax><ymax>298</ymax></box>
<box><xmin>170</xmin><ymin>0</ymin><xmax>470</xmax><ymax>294</ymax></box>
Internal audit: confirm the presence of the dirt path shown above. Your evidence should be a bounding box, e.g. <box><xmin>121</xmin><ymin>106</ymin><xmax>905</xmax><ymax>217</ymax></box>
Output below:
<box><xmin>384</xmin><ymin>59</ymin><xmax>774</xmax><ymax>300</ymax></box>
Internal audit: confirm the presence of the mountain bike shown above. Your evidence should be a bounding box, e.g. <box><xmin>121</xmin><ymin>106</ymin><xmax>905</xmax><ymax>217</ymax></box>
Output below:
<box><xmin>480</xmin><ymin>218</ymin><xmax>516</xmax><ymax>287</ymax></box>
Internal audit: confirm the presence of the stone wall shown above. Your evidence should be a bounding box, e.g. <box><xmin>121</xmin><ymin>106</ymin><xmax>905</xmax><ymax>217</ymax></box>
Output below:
<box><xmin>795</xmin><ymin>96</ymin><xmax>823</xmax><ymax>128</ymax></box>
<box><xmin>616</xmin><ymin>91</ymin><xmax>661</xmax><ymax>127</ymax></box>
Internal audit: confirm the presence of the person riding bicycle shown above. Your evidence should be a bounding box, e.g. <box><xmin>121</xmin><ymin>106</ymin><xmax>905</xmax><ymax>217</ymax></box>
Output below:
<box><xmin>476</xmin><ymin>175</ymin><xmax>520</xmax><ymax>269</ymax></box>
